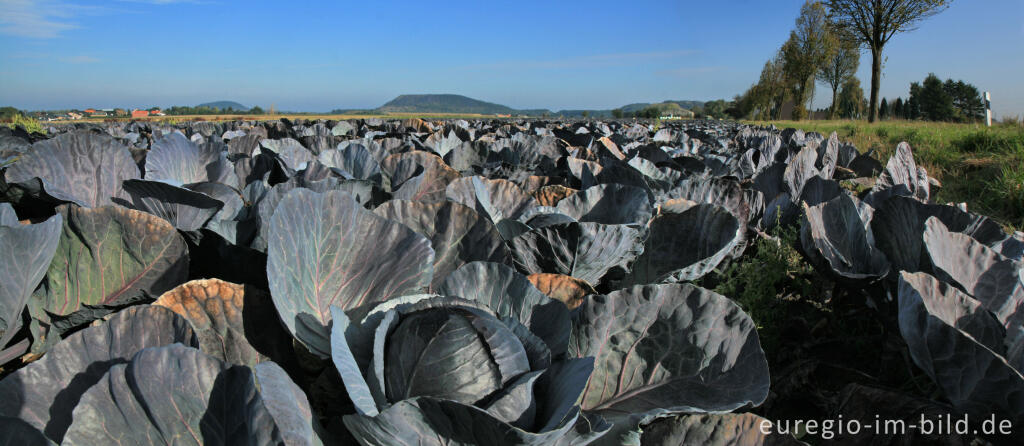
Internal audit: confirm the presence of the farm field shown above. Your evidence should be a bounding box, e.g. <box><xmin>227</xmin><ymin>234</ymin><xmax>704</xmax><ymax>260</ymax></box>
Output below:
<box><xmin>59</xmin><ymin>112</ymin><xmax>500</xmax><ymax>124</ymax></box>
<box><xmin>1</xmin><ymin>118</ymin><xmax>1022</xmax><ymax>445</ymax></box>
<box><xmin>2</xmin><ymin>0</ymin><xmax>1020</xmax><ymax>442</ymax></box>
<box><xmin>748</xmin><ymin>119</ymin><xmax>1024</xmax><ymax>229</ymax></box>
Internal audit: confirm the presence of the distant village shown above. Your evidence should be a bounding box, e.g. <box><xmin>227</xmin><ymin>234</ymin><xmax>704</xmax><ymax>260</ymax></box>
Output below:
<box><xmin>35</xmin><ymin>107</ymin><xmax>165</xmax><ymax>121</ymax></box>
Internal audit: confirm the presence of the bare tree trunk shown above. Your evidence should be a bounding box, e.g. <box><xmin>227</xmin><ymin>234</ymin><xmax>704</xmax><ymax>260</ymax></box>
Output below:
<box><xmin>830</xmin><ymin>85</ymin><xmax>839</xmax><ymax>119</ymax></box>
<box><xmin>869</xmin><ymin>45</ymin><xmax>881</xmax><ymax>123</ymax></box>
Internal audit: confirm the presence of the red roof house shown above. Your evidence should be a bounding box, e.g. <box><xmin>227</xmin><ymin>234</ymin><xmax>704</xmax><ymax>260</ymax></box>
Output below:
<box><xmin>84</xmin><ymin>108</ymin><xmax>96</xmax><ymax>114</ymax></box>
<box><xmin>131</xmin><ymin>110</ymin><xmax>150</xmax><ymax>118</ymax></box>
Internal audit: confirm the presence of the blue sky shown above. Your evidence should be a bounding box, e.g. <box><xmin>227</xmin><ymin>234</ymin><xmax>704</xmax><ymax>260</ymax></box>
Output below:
<box><xmin>0</xmin><ymin>0</ymin><xmax>1021</xmax><ymax>117</ymax></box>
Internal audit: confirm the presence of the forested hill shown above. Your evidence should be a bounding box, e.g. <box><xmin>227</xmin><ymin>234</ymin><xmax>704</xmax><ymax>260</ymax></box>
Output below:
<box><xmin>376</xmin><ymin>94</ymin><xmax>516</xmax><ymax>114</ymax></box>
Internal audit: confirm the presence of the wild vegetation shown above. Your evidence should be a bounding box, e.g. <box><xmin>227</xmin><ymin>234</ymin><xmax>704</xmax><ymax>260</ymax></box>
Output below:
<box><xmin>0</xmin><ymin>114</ymin><xmax>44</xmax><ymax>134</ymax></box>
<box><xmin>0</xmin><ymin>108</ymin><xmax>44</xmax><ymax>134</ymax></box>
<box><xmin>710</xmin><ymin>222</ymin><xmax>829</xmax><ymax>358</ymax></box>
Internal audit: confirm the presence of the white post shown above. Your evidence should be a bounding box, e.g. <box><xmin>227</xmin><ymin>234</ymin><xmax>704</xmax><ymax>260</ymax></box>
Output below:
<box><xmin>984</xmin><ymin>92</ymin><xmax>992</xmax><ymax>127</ymax></box>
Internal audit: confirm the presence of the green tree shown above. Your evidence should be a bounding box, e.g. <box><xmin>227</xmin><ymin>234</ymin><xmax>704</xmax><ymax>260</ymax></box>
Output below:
<box><xmin>912</xmin><ymin>73</ymin><xmax>954</xmax><ymax>121</ymax></box>
<box><xmin>0</xmin><ymin>106</ymin><xmax>20</xmax><ymax>119</ymax></box>
<box><xmin>825</xmin><ymin>0</ymin><xmax>951</xmax><ymax>122</ymax></box>
<box><xmin>759</xmin><ymin>52</ymin><xmax>789</xmax><ymax>119</ymax></box>
<box><xmin>702</xmin><ymin>100</ymin><xmax>730</xmax><ymax>119</ymax></box>
<box><xmin>728</xmin><ymin>93</ymin><xmax>753</xmax><ymax>119</ymax></box>
<box><xmin>817</xmin><ymin>29</ymin><xmax>859</xmax><ymax>119</ymax></box>
<box><xmin>581</xmin><ymin>110</ymin><xmax>590</xmax><ymax>118</ymax></box>
<box><xmin>738</xmin><ymin>91</ymin><xmax>763</xmax><ymax>120</ymax></box>
<box><xmin>736</xmin><ymin>52</ymin><xmax>788</xmax><ymax>121</ymax></box>
<box><xmin>837</xmin><ymin>77</ymin><xmax>866</xmax><ymax>118</ymax></box>
<box><xmin>906</xmin><ymin>83</ymin><xmax>922</xmax><ymax>119</ymax></box>
<box><xmin>249</xmin><ymin>105</ymin><xmax>265</xmax><ymax>115</ymax></box>
<box><xmin>892</xmin><ymin>97</ymin><xmax>904</xmax><ymax>118</ymax></box>
<box><xmin>638</xmin><ymin>106</ymin><xmax>660</xmax><ymax>119</ymax></box>
<box><xmin>782</xmin><ymin>1</ymin><xmax>835</xmax><ymax>120</ymax></box>
<box><xmin>879</xmin><ymin>97</ymin><xmax>889</xmax><ymax>119</ymax></box>
<box><xmin>611</xmin><ymin>108</ymin><xmax>623</xmax><ymax>119</ymax></box>
<box><xmin>943</xmin><ymin>79</ymin><xmax>984</xmax><ymax>122</ymax></box>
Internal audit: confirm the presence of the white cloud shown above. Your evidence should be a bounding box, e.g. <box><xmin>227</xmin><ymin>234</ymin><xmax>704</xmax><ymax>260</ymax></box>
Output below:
<box><xmin>62</xmin><ymin>55</ymin><xmax>99</xmax><ymax>63</ymax></box>
<box><xmin>0</xmin><ymin>0</ymin><xmax>205</xmax><ymax>39</ymax></box>
<box><xmin>0</xmin><ymin>0</ymin><xmax>78</xmax><ymax>38</ymax></box>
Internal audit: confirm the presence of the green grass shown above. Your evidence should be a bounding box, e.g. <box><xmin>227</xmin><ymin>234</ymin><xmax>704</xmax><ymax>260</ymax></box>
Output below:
<box><xmin>747</xmin><ymin>119</ymin><xmax>1024</xmax><ymax>230</ymax></box>
<box><xmin>1</xmin><ymin>114</ymin><xmax>45</xmax><ymax>134</ymax></box>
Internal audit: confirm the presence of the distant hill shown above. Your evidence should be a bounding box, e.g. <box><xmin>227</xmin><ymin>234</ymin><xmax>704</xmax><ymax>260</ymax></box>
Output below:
<box><xmin>197</xmin><ymin>101</ymin><xmax>249</xmax><ymax>111</ymax></box>
<box><xmin>554</xmin><ymin>100</ymin><xmax>704</xmax><ymax>118</ymax></box>
<box><xmin>667</xmin><ymin>100</ymin><xmax>705</xmax><ymax>110</ymax></box>
<box><xmin>619</xmin><ymin>103</ymin><xmax>653</xmax><ymax>114</ymax></box>
<box><xmin>366</xmin><ymin>94</ymin><xmax>705</xmax><ymax>117</ymax></box>
<box><xmin>619</xmin><ymin>100</ymin><xmax>704</xmax><ymax>114</ymax></box>
<box><xmin>377</xmin><ymin>94</ymin><xmax>516</xmax><ymax>115</ymax></box>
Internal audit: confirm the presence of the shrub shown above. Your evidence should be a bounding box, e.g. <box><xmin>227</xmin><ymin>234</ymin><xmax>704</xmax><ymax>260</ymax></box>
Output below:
<box><xmin>713</xmin><ymin>223</ymin><xmax>821</xmax><ymax>355</ymax></box>
<box><xmin>2</xmin><ymin>113</ymin><xmax>44</xmax><ymax>134</ymax></box>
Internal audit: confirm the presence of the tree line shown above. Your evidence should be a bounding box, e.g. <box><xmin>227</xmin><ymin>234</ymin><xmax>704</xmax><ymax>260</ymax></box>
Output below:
<box><xmin>732</xmin><ymin>0</ymin><xmax>954</xmax><ymax>123</ymax></box>
<box><xmin>163</xmin><ymin>105</ymin><xmax>265</xmax><ymax>116</ymax></box>
<box><xmin>879</xmin><ymin>75</ymin><xmax>985</xmax><ymax>122</ymax></box>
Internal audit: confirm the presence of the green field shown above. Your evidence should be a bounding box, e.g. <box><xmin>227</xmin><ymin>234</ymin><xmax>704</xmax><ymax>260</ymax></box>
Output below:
<box><xmin>747</xmin><ymin>119</ymin><xmax>1024</xmax><ymax>230</ymax></box>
